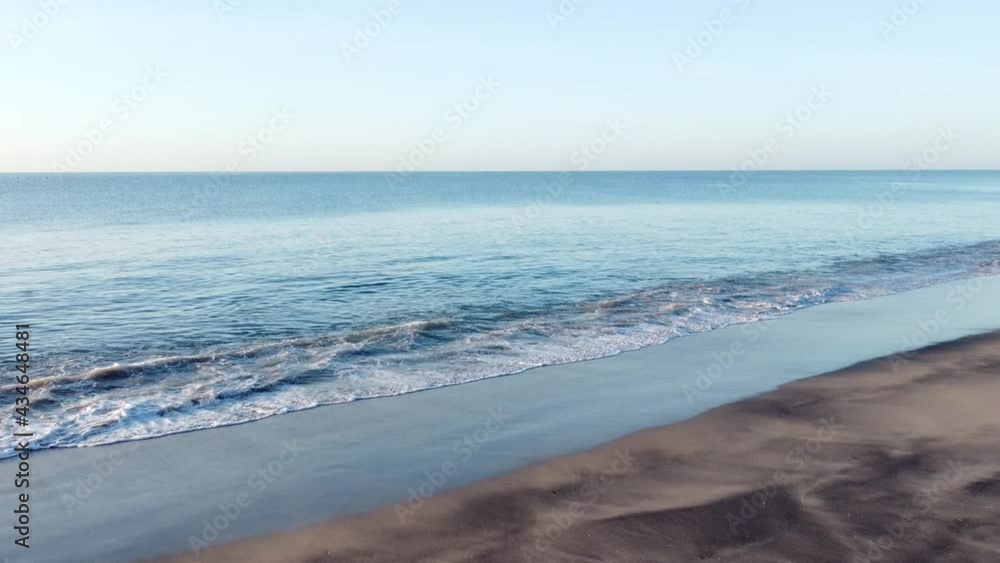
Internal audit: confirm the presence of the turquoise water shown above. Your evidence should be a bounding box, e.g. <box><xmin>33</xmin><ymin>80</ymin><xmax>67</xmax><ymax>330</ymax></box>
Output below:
<box><xmin>1</xmin><ymin>171</ymin><xmax>998</xmax><ymax>456</ymax></box>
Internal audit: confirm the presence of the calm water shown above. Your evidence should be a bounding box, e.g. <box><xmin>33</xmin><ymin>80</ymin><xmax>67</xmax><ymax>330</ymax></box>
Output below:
<box><xmin>1</xmin><ymin>171</ymin><xmax>998</xmax><ymax>457</ymax></box>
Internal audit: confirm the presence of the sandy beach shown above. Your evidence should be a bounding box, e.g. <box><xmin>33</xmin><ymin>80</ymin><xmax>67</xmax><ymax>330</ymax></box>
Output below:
<box><xmin>151</xmin><ymin>331</ymin><xmax>1000</xmax><ymax>562</ymax></box>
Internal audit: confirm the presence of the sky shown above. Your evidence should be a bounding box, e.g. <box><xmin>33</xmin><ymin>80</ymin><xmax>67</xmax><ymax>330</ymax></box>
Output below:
<box><xmin>1</xmin><ymin>0</ymin><xmax>998</xmax><ymax>172</ymax></box>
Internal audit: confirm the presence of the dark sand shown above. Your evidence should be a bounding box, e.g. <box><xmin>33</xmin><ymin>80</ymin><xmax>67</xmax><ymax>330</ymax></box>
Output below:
<box><xmin>154</xmin><ymin>332</ymin><xmax>1000</xmax><ymax>563</ymax></box>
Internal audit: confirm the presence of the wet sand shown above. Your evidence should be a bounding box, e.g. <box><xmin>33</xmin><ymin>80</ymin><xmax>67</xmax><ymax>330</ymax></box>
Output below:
<box><xmin>153</xmin><ymin>332</ymin><xmax>1000</xmax><ymax>562</ymax></box>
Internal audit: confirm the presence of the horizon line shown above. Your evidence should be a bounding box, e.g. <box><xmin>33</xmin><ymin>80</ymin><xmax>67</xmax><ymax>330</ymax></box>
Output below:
<box><xmin>2</xmin><ymin>168</ymin><xmax>999</xmax><ymax>175</ymax></box>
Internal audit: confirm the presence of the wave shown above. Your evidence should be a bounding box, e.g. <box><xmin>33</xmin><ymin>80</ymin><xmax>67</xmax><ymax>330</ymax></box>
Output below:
<box><xmin>2</xmin><ymin>240</ymin><xmax>998</xmax><ymax>458</ymax></box>
<box><xmin>3</xmin><ymin>319</ymin><xmax>451</xmax><ymax>393</ymax></box>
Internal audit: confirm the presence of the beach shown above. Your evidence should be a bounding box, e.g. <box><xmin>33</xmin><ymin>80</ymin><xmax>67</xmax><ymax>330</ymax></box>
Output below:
<box><xmin>155</xmin><ymin>330</ymin><xmax>1000</xmax><ymax>563</ymax></box>
<box><xmin>3</xmin><ymin>275</ymin><xmax>999</xmax><ymax>563</ymax></box>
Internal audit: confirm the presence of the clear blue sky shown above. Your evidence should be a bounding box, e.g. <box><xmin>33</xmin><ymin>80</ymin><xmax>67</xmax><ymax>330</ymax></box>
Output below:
<box><xmin>2</xmin><ymin>0</ymin><xmax>998</xmax><ymax>172</ymax></box>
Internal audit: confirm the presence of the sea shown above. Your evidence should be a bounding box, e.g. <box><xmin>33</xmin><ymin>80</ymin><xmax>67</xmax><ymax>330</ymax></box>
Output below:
<box><xmin>1</xmin><ymin>170</ymin><xmax>998</xmax><ymax>458</ymax></box>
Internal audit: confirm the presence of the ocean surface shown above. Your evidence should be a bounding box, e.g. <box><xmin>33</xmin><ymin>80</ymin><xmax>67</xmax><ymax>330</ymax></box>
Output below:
<box><xmin>1</xmin><ymin>171</ymin><xmax>998</xmax><ymax>458</ymax></box>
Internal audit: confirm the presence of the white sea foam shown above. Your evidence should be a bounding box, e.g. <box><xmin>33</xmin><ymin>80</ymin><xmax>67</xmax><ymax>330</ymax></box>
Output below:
<box><xmin>3</xmin><ymin>240</ymin><xmax>999</xmax><ymax>459</ymax></box>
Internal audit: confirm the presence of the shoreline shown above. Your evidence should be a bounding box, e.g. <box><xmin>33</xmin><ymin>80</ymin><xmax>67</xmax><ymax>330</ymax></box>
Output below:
<box><xmin>7</xmin><ymin>275</ymin><xmax>1000</xmax><ymax>562</ymax></box>
<box><xmin>12</xmin><ymin>274</ymin><xmax>995</xmax><ymax>462</ymax></box>
<box><xmin>19</xmin><ymin>266</ymin><xmax>993</xmax><ymax>463</ymax></box>
<box><xmin>154</xmin><ymin>331</ymin><xmax>1000</xmax><ymax>562</ymax></box>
